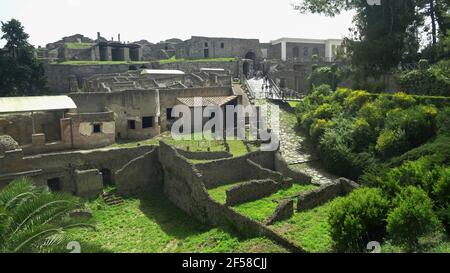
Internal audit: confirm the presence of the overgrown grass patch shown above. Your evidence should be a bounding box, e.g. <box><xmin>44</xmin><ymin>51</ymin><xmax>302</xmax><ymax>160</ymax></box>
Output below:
<box><xmin>64</xmin><ymin>42</ymin><xmax>93</xmax><ymax>49</ymax></box>
<box><xmin>272</xmin><ymin>198</ymin><xmax>340</xmax><ymax>253</ymax></box>
<box><xmin>208</xmin><ymin>183</ymin><xmax>318</xmax><ymax>220</ymax></box>
<box><xmin>233</xmin><ymin>184</ymin><xmax>319</xmax><ymax>222</ymax></box>
<box><xmin>54</xmin><ymin>61</ymin><xmax>149</xmax><ymax>65</ymax></box>
<box><xmin>67</xmin><ymin>187</ymin><xmax>287</xmax><ymax>253</ymax></box>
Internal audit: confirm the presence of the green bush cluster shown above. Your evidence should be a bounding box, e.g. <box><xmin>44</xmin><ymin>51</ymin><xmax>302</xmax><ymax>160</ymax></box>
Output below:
<box><xmin>309</xmin><ymin>65</ymin><xmax>342</xmax><ymax>91</ymax></box>
<box><xmin>329</xmin><ymin>188</ymin><xmax>390</xmax><ymax>252</ymax></box>
<box><xmin>295</xmin><ymin>86</ymin><xmax>450</xmax><ymax>251</ymax></box>
<box><xmin>398</xmin><ymin>60</ymin><xmax>450</xmax><ymax>96</ymax></box>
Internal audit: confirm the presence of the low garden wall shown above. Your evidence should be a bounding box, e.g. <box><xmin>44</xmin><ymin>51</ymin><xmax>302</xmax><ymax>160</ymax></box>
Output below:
<box><xmin>115</xmin><ymin>147</ymin><xmax>163</xmax><ymax>195</ymax></box>
<box><xmin>226</xmin><ymin>179</ymin><xmax>279</xmax><ymax>206</ymax></box>
<box><xmin>176</xmin><ymin>148</ymin><xmax>232</xmax><ymax>161</ymax></box>
<box><xmin>158</xmin><ymin>141</ymin><xmax>306</xmax><ymax>252</ymax></box>
<box><xmin>297</xmin><ymin>178</ymin><xmax>360</xmax><ymax>211</ymax></box>
<box><xmin>274</xmin><ymin>152</ymin><xmax>312</xmax><ymax>184</ymax></box>
<box><xmin>195</xmin><ymin>151</ymin><xmax>283</xmax><ymax>189</ymax></box>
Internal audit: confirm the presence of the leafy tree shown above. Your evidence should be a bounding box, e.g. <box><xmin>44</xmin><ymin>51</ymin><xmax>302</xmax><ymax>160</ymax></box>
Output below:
<box><xmin>0</xmin><ymin>177</ymin><xmax>94</xmax><ymax>253</ymax></box>
<box><xmin>1</xmin><ymin>19</ymin><xmax>30</xmax><ymax>58</ymax></box>
<box><xmin>294</xmin><ymin>0</ymin><xmax>450</xmax><ymax>76</ymax></box>
<box><xmin>0</xmin><ymin>19</ymin><xmax>47</xmax><ymax>96</ymax></box>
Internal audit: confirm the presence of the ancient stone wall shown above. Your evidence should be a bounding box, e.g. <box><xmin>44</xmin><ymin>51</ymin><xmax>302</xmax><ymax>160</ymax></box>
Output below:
<box><xmin>297</xmin><ymin>178</ymin><xmax>360</xmax><ymax>211</ymax></box>
<box><xmin>176</xmin><ymin>148</ymin><xmax>232</xmax><ymax>161</ymax></box>
<box><xmin>0</xmin><ymin>111</ymin><xmax>64</xmax><ymax>145</ymax></box>
<box><xmin>265</xmin><ymin>199</ymin><xmax>294</xmax><ymax>225</ymax></box>
<box><xmin>194</xmin><ymin>151</ymin><xmax>283</xmax><ymax>189</ymax></box>
<box><xmin>45</xmin><ymin>63</ymin><xmax>151</xmax><ymax>93</ymax></box>
<box><xmin>157</xmin><ymin>141</ymin><xmax>305</xmax><ymax>252</ymax></box>
<box><xmin>225</xmin><ymin>179</ymin><xmax>280</xmax><ymax>206</ymax></box>
<box><xmin>274</xmin><ymin>152</ymin><xmax>312</xmax><ymax>184</ymax></box>
<box><xmin>74</xmin><ymin>169</ymin><xmax>103</xmax><ymax>199</ymax></box>
<box><xmin>115</xmin><ymin>148</ymin><xmax>163</xmax><ymax>195</ymax></box>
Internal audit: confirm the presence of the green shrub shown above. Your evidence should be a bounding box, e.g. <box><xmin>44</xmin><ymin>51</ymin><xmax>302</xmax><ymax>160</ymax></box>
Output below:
<box><xmin>310</xmin><ymin>119</ymin><xmax>334</xmax><ymax>143</ymax></box>
<box><xmin>375</xmin><ymin>128</ymin><xmax>408</xmax><ymax>158</ymax></box>
<box><xmin>309</xmin><ymin>84</ymin><xmax>333</xmax><ymax>104</ymax></box>
<box><xmin>387</xmin><ymin>186</ymin><xmax>441</xmax><ymax>250</ymax></box>
<box><xmin>383</xmin><ymin>157</ymin><xmax>436</xmax><ymax>196</ymax></box>
<box><xmin>332</xmin><ymin>88</ymin><xmax>352</xmax><ymax>103</ymax></box>
<box><xmin>433</xmin><ymin>167</ymin><xmax>450</xmax><ymax>207</ymax></box>
<box><xmin>313</xmin><ymin>103</ymin><xmax>334</xmax><ymax>119</ymax></box>
<box><xmin>381</xmin><ymin>105</ymin><xmax>438</xmax><ymax>153</ymax></box>
<box><xmin>329</xmin><ymin>188</ymin><xmax>390</xmax><ymax>252</ymax></box>
<box><xmin>309</xmin><ymin>66</ymin><xmax>342</xmax><ymax>91</ymax></box>
<box><xmin>398</xmin><ymin>63</ymin><xmax>450</xmax><ymax>96</ymax></box>
<box><xmin>391</xmin><ymin>92</ymin><xmax>417</xmax><ymax>109</ymax></box>
<box><xmin>352</xmin><ymin>118</ymin><xmax>377</xmax><ymax>152</ymax></box>
<box><xmin>318</xmin><ymin>118</ymin><xmax>374</xmax><ymax>178</ymax></box>
<box><xmin>357</xmin><ymin>102</ymin><xmax>385</xmax><ymax>129</ymax></box>
<box><xmin>436</xmin><ymin>107</ymin><xmax>450</xmax><ymax>136</ymax></box>
<box><xmin>344</xmin><ymin>90</ymin><xmax>372</xmax><ymax>113</ymax></box>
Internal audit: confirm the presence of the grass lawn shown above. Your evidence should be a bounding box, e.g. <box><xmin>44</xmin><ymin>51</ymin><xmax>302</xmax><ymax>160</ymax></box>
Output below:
<box><xmin>208</xmin><ymin>183</ymin><xmax>318</xmax><ymax>221</ymax></box>
<box><xmin>53</xmin><ymin>61</ymin><xmax>150</xmax><ymax>65</ymax></box>
<box><xmin>272</xmin><ymin>198</ymin><xmax>339</xmax><ymax>253</ymax></box>
<box><xmin>287</xmin><ymin>101</ymin><xmax>300</xmax><ymax>108</ymax></box>
<box><xmin>232</xmin><ymin>184</ymin><xmax>319</xmax><ymax>222</ymax></box>
<box><xmin>109</xmin><ymin>133</ymin><xmax>251</xmax><ymax>158</ymax></box>
<box><xmin>66</xmin><ymin>187</ymin><xmax>288</xmax><ymax>253</ymax></box>
<box><xmin>159</xmin><ymin>57</ymin><xmax>236</xmax><ymax>65</ymax></box>
<box><xmin>64</xmin><ymin>42</ymin><xmax>93</xmax><ymax>49</ymax></box>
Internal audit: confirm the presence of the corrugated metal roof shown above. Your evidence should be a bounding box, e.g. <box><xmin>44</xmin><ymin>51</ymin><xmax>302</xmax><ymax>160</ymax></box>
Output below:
<box><xmin>141</xmin><ymin>69</ymin><xmax>185</xmax><ymax>75</ymax></box>
<box><xmin>0</xmin><ymin>95</ymin><xmax>77</xmax><ymax>113</ymax></box>
<box><xmin>177</xmin><ymin>96</ymin><xmax>238</xmax><ymax>107</ymax></box>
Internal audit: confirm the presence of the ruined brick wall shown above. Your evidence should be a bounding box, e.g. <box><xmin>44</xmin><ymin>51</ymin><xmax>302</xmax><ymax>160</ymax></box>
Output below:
<box><xmin>115</xmin><ymin>148</ymin><xmax>163</xmax><ymax>195</ymax></box>
<box><xmin>0</xmin><ymin>111</ymin><xmax>64</xmax><ymax>145</ymax></box>
<box><xmin>225</xmin><ymin>179</ymin><xmax>280</xmax><ymax>206</ymax></box>
<box><xmin>194</xmin><ymin>151</ymin><xmax>282</xmax><ymax>189</ymax></box>
<box><xmin>176</xmin><ymin>148</ymin><xmax>232</xmax><ymax>161</ymax></box>
<box><xmin>44</xmin><ymin>63</ymin><xmax>144</xmax><ymax>93</ymax></box>
<box><xmin>297</xmin><ymin>178</ymin><xmax>360</xmax><ymax>211</ymax></box>
<box><xmin>157</xmin><ymin>141</ymin><xmax>305</xmax><ymax>252</ymax></box>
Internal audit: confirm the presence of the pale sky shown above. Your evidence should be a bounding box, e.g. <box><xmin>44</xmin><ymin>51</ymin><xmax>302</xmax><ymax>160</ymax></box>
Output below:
<box><xmin>0</xmin><ymin>0</ymin><xmax>355</xmax><ymax>47</ymax></box>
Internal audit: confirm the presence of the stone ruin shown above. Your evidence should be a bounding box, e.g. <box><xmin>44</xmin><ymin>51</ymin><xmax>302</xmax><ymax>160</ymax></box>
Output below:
<box><xmin>83</xmin><ymin>69</ymin><xmax>232</xmax><ymax>93</ymax></box>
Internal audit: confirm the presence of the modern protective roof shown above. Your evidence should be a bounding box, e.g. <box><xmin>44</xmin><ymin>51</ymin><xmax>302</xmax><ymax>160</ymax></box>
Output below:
<box><xmin>0</xmin><ymin>95</ymin><xmax>77</xmax><ymax>114</ymax></box>
<box><xmin>177</xmin><ymin>96</ymin><xmax>238</xmax><ymax>107</ymax></box>
<box><xmin>200</xmin><ymin>68</ymin><xmax>226</xmax><ymax>72</ymax></box>
<box><xmin>141</xmin><ymin>69</ymin><xmax>185</xmax><ymax>75</ymax></box>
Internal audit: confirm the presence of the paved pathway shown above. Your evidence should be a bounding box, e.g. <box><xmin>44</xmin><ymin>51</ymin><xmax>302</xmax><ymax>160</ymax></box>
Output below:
<box><xmin>247</xmin><ymin>78</ymin><xmax>337</xmax><ymax>185</ymax></box>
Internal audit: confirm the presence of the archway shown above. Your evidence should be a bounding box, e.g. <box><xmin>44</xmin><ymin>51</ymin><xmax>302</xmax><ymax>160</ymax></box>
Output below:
<box><xmin>100</xmin><ymin>168</ymin><xmax>113</xmax><ymax>187</ymax></box>
<box><xmin>244</xmin><ymin>51</ymin><xmax>256</xmax><ymax>61</ymax></box>
<box><xmin>243</xmin><ymin>61</ymin><xmax>251</xmax><ymax>79</ymax></box>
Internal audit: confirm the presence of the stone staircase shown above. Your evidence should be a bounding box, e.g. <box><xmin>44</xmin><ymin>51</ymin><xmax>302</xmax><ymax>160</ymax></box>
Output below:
<box><xmin>102</xmin><ymin>190</ymin><xmax>124</xmax><ymax>206</ymax></box>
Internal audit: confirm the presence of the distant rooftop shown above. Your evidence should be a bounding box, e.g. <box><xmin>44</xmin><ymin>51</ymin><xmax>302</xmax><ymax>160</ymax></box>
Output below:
<box><xmin>141</xmin><ymin>69</ymin><xmax>185</xmax><ymax>76</ymax></box>
<box><xmin>0</xmin><ymin>96</ymin><xmax>77</xmax><ymax>114</ymax></box>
